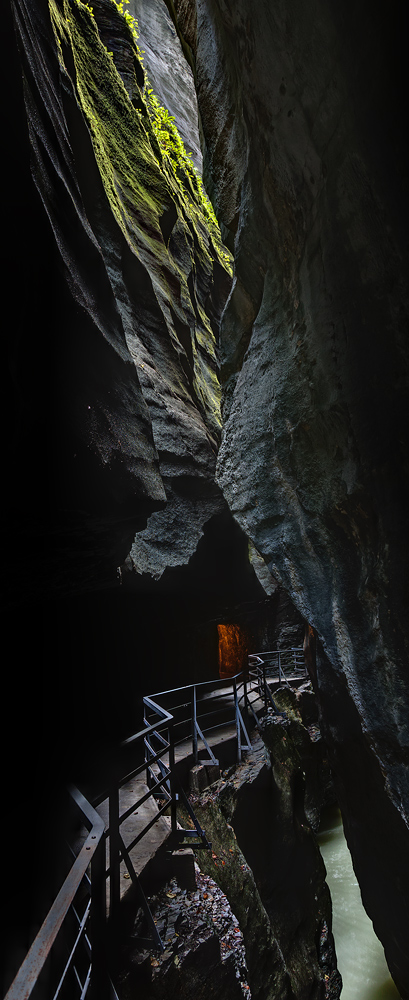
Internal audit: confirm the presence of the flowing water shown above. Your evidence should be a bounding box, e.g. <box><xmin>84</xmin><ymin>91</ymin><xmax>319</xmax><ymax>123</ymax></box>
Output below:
<box><xmin>317</xmin><ymin>806</ymin><xmax>401</xmax><ymax>1000</ymax></box>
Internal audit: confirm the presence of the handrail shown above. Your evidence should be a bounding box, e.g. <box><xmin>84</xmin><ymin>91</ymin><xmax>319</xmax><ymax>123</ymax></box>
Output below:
<box><xmin>144</xmin><ymin>673</ymin><xmax>252</xmax><ymax>768</ymax></box>
<box><xmin>249</xmin><ymin>647</ymin><xmax>306</xmax><ymax>689</ymax></box>
<box><xmin>7</xmin><ymin>649</ymin><xmax>305</xmax><ymax>999</ymax></box>
<box><xmin>249</xmin><ymin>647</ymin><xmax>304</xmax><ymax>657</ymax></box>
<box><xmin>5</xmin><ymin>788</ymin><xmax>107</xmax><ymax>1000</ymax></box>
<box><xmin>147</xmin><ymin>671</ymin><xmax>245</xmax><ymax>700</ymax></box>
<box><xmin>121</xmin><ymin>701</ymin><xmax>173</xmax><ymax>746</ymax></box>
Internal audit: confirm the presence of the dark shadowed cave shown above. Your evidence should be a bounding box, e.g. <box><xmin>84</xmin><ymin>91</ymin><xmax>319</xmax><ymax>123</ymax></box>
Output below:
<box><xmin>2</xmin><ymin>0</ymin><xmax>409</xmax><ymax>996</ymax></box>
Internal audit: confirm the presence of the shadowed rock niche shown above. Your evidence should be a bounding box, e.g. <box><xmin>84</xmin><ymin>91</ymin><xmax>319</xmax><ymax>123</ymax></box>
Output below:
<box><xmin>120</xmin><ymin>506</ymin><xmax>305</xmax><ymax>692</ymax></box>
<box><xmin>167</xmin><ymin>0</ymin><xmax>409</xmax><ymax>993</ymax></box>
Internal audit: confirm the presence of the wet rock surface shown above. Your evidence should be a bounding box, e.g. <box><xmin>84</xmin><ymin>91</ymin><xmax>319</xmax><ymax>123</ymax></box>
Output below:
<box><xmin>272</xmin><ymin>683</ymin><xmax>336</xmax><ymax>832</ymax></box>
<box><xmin>169</xmin><ymin>0</ymin><xmax>409</xmax><ymax>991</ymax></box>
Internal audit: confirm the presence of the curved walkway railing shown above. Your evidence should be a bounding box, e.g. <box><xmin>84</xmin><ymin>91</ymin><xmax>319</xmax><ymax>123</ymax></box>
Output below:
<box><xmin>4</xmin><ymin>649</ymin><xmax>306</xmax><ymax>1000</ymax></box>
<box><xmin>143</xmin><ymin>671</ymin><xmax>252</xmax><ymax>768</ymax></box>
<box><xmin>5</xmin><ymin>787</ymin><xmax>107</xmax><ymax>1000</ymax></box>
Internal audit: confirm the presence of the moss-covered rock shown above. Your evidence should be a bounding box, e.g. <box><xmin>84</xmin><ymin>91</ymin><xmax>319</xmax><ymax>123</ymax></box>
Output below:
<box><xmin>189</xmin><ymin>724</ymin><xmax>341</xmax><ymax>1000</ymax></box>
<box><xmin>268</xmin><ymin>685</ymin><xmax>336</xmax><ymax>832</ymax></box>
<box><xmin>45</xmin><ymin>0</ymin><xmax>233</xmax><ymax>585</ymax></box>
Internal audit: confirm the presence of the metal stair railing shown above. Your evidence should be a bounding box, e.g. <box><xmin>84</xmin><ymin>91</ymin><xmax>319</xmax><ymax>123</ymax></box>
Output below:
<box><xmin>141</xmin><ymin>696</ymin><xmax>210</xmax><ymax>847</ymax></box>
<box><xmin>246</xmin><ymin>662</ymin><xmax>278</xmax><ymax>722</ymax></box>
<box><xmin>5</xmin><ymin>698</ymin><xmax>214</xmax><ymax>999</ymax></box>
<box><xmin>92</xmin><ymin>702</ymin><xmax>212</xmax><ymax>962</ymax></box>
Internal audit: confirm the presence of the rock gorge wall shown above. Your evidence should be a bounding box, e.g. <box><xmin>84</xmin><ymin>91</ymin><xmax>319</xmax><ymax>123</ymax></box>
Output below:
<box><xmin>6</xmin><ymin>0</ymin><xmax>232</xmax><ymax>603</ymax></box>
<box><xmin>4</xmin><ymin>0</ymin><xmax>238</xmax><ymax>734</ymax></box>
<box><xmin>3</xmin><ymin>0</ymin><xmax>233</xmax><ymax>979</ymax></box>
<box><xmin>3</xmin><ymin>0</ymin><xmax>409</xmax><ymax>995</ymax></box>
<box><xmin>129</xmin><ymin>0</ymin><xmax>203</xmax><ymax>174</ymax></box>
<box><xmin>165</xmin><ymin>0</ymin><xmax>409</xmax><ymax>993</ymax></box>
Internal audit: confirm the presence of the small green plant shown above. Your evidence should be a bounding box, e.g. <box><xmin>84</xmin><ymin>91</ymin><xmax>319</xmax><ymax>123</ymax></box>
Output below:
<box><xmin>108</xmin><ymin>1</ymin><xmax>230</xmax><ymax>264</ymax></box>
<box><xmin>114</xmin><ymin>0</ymin><xmax>142</xmax><ymax>53</ymax></box>
<box><xmin>144</xmin><ymin>87</ymin><xmax>227</xmax><ymax>241</ymax></box>
<box><xmin>72</xmin><ymin>0</ymin><xmax>231</xmax><ymax>271</ymax></box>
<box><xmin>76</xmin><ymin>0</ymin><xmax>94</xmax><ymax>15</ymax></box>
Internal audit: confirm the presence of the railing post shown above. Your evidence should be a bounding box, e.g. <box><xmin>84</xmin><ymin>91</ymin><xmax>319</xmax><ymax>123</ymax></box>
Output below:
<box><xmin>109</xmin><ymin>785</ymin><xmax>121</xmax><ymax>945</ymax></box>
<box><xmin>143</xmin><ymin>702</ymin><xmax>150</xmax><ymax>788</ymax></box>
<box><xmin>89</xmin><ymin>834</ymin><xmax>109</xmax><ymax>1000</ymax></box>
<box><xmin>192</xmin><ymin>685</ymin><xmax>198</xmax><ymax>764</ymax></box>
<box><xmin>233</xmin><ymin>678</ymin><xmax>242</xmax><ymax>764</ymax></box>
<box><xmin>257</xmin><ymin>664</ymin><xmax>261</xmax><ymax>703</ymax></box>
<box><xmin>263</xmin><ymin>663</ymin><xmax>268</xmax><ymax>714</ymax></box>
<box><xmin>243</xmin><ymin>674</ymin><xmax>248</xmax><ymax>721</ymax></box>
<box><xmin>168</xmin><ymin>721</ymin><xmax>177</xmax><ymax>837</ymax></box>
<box><xmin>145</xmin><ymin>741</ymin><xmax>149</xmax><ymax>788</ymax></box>
<box><xmin>278</xmin><ymin>651</ymin><xmax>282</xmax><ymax>684</ymax></box>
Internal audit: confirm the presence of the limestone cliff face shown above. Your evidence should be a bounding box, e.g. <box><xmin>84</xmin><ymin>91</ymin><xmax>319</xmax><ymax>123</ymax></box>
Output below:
<box><xmin>168</xmin><ymin>0</ymin><xmax>409</xmax><ymax>993</ymax></box>
<box><xmin>6</xmin><ymin>0</ymin><xmax>231</xmax><ymax>601</ymax></box>
<box><xmin>4</xmin><ymin>0</ymin><xmax>409</xmax><ymax>993</ymax></box>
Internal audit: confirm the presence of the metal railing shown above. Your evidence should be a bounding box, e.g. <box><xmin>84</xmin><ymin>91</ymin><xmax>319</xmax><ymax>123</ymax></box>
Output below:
<box><xmin>4</xmin><ymin>711</ymin><xmax>207</xmax><ymax>999</ymax></box>
<box><xmin>92</xmin><ymin>703</ymin><xmax>211</xmax><ymax>957</ymax></box>
<box><xmin>249</xmin><ymin>648</ymin><xmax>307</xmax><ymax>684</ymax></box>
<box><xmin>246</xmin><ymin>648</ymin><xmax>307</xmax><ymax>725</ymax></box>
<box><xmin>5</xmin><ymin>649</ymin><xmax>306</xmax><ymax>999</ymax></box>
<box><xmin>5</xmin><ymin>787</ymin><xmax>108</xmax><ymax>1000</ymax></box>
<box><xmin>143</xmin><ymin>671</ymin><xmax>253</xmax><ymax>768</ymax></box>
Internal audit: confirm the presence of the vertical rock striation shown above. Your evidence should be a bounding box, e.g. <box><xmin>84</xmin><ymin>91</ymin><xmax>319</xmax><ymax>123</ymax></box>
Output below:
<box><xmin>6</xmin><ymin>0</ymin><xmax>232</xmax><ymax>600</ymax></box>
<box><xmin>168</xmin><ymin>0</ymin><xmax>409</xmax><ymax>993</ymax></box>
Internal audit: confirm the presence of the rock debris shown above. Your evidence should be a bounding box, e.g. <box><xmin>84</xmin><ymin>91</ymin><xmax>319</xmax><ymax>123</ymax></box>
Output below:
<box><xmin>131</xmin><ymin>864</ymin><xmax>251</xmax><ymax>997</ymax></box>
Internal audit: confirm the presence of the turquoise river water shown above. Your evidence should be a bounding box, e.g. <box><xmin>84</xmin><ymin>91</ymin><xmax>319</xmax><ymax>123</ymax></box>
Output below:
<box><xmin>317</xmin><ymin>806</ymin><xmax>401</xmax><ymax>1000</ymax></box>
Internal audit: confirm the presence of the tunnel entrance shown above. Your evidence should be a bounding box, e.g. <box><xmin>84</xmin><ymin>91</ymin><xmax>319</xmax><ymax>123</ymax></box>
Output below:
<box><xmin>217</xmin><ymin>622</ymin><xmax>249</xmax><ymax>678</ymax></box>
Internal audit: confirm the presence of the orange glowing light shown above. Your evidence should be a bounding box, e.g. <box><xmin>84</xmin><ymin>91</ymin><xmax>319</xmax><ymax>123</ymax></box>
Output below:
<box><xmin>217</xmin><ymin>624</ymin><xmax>248</xmax><ymax>679</ymax></box>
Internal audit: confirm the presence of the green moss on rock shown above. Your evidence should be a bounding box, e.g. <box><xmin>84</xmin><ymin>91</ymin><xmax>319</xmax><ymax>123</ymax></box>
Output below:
<box><xmin>49</xmin><ymin>0</ymin><xmax>232</xmax><ymax>438</ymax></box>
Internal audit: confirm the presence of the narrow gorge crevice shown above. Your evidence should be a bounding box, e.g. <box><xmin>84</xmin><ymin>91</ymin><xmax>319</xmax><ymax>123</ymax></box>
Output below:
<box><xmin>3</xmin><ymin>0</ymin><xmax>409</xmax><ymax>997</ymax></box>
